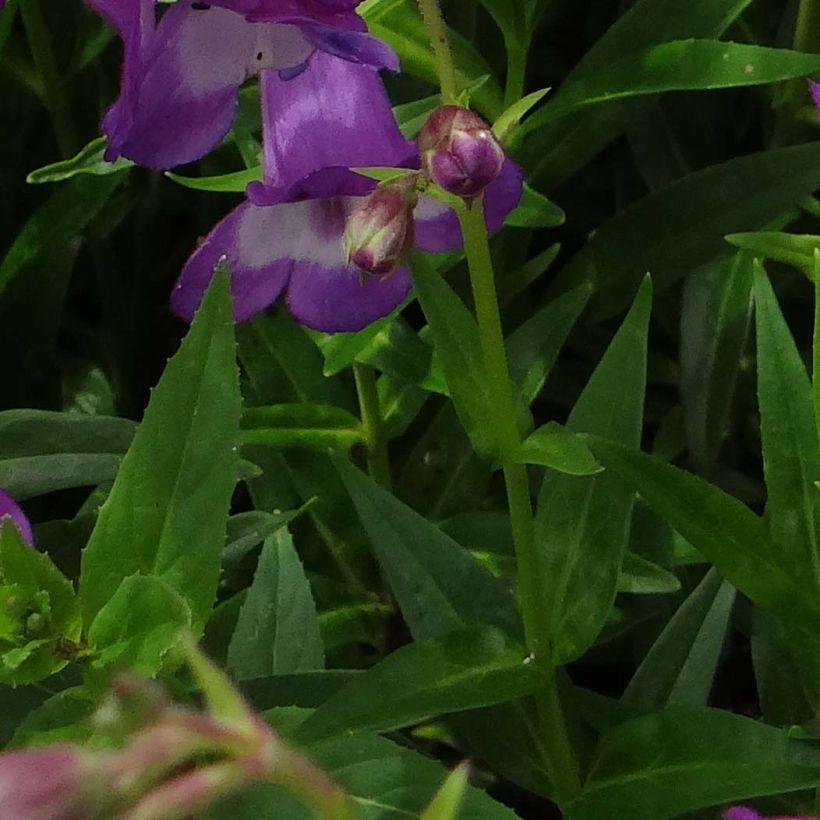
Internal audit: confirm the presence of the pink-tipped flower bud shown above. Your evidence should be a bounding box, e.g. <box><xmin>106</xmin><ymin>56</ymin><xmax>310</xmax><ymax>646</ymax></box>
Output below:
<box><xmin>0</xmin><ymin>745</ymin><xmax>106</xmax><ymax>820</ymax></box>
<box><xmin>419</xmin><ymin>106</ymin><xmax>505</xmax><ymax>200</ymax></box>
<box><xmin>345</xmin><ymin>183</ymin><xmax>416</xmax><ymax>278</ymax></box>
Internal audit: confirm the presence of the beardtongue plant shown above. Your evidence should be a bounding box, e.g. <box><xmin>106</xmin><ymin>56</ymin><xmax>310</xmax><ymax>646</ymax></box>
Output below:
<box><xmin>13</xmin><ymin>0</ymin><xmax>820</xmax><ymax>818</ymax></box>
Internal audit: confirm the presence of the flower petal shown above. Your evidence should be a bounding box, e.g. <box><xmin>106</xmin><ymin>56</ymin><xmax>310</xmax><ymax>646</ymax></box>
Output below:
<box><xmin>103</xmin><ymin>2</ymin><xmax>314</xmax><ymax>169</ymax></box>
<box><xmin>301</xmin><ymin>24</ymin><xmax>399</xmax><ymax>70</ymax></box>
<box><xmin>413</xmin><ymin>158</ymin><xmax>524</xmax><ymax>253</ymax></box>
<box><xmin>0</xmin><ymin>489</ymin><xmax>33</xmax><ymax>546</ymax></box>
<box><xmin>286</xmin><ymin>262</ymin><xmax>411</xmax><ymax>332</ymax></box>
<box><xmin>172</xmin><ymin>202</ymin><xmax>291</xmax><ymax>322</ymax></box>
<box><xmin>255</xmin><ymin>52</ymin><xmax>413</xmax><ymax>195</ymax></box>
<box><xmin>215</xmin><ymin>0</ymin><xmax>365</xmax><ymax>30</ymax></box>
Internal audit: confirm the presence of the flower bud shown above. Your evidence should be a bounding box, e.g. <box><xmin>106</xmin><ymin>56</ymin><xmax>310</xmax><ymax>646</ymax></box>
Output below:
<box><xmin>0</xmin><ymin>489</ymin><xmax>33</xmax><ymax>547</ymax></box>
<box><xmin>419</xmin><ymin>106</ymin><xmax>505</xmax><ymax>200</ymax></box>
<box><xmin>0</xmin><ymin>744</ymin><xmax>106</xmax><ymax>820</ymax></box>
<box><xmin>345</xmin><ymin>183</ymin><xmax>416</xmax><ymax>278</ymax></box>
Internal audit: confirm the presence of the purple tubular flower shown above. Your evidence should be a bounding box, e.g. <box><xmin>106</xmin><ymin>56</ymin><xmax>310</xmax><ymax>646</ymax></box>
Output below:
<box><xmin>0</xmin><ymin>745</ymin><xmax>101</xmax><ymax>820</ymax></box>
<box><xmin>810</xmin><ymin>80</ymin><xmax>820</xmax><ymax>110</ymax></box>
<box><xmin>171</xmin><ymin>54</ymin><xmax>523</xmax><ymax>333</ymax></box>
<box><xmin>0</xmin><ymin>489</ymin><xmax>33</xmax><ymax>546</ymax></box>
<box><xmin>84</xmin><ymin>0</ymin><xmax>398</xmax><ymax>169</ymax></box>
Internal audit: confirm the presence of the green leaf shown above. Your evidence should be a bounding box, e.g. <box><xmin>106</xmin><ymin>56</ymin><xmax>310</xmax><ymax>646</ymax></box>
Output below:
<box><xmin>680</xmin><ymin>253</ymin><xmax>754</xmax><ymax>474</ymax></box>
<box><xmin>335</xmin><ymin>456</ymin><xmax>521</xmax><ymax>642</ymax></box>
<box><xmin>515</xmin><ymin>423</ymin><xmax>603</xmax><ymax>476</ymax></box>
<box><xmin>421</xmin><ymin>763</ymin><xmax>471</xmax><ymax>820</ymax></box>
<box><xmin>506</xmin><ymin>283</ymin><xmax>591</xmax><ymax>404</ymax></box>
<box><xmin>567</xmin><ymin>707</ymin><xmax>820</xmax><ymax>820</ymax></box>
<box><xmin>493</xmin><ymin>89</ymin><xmax>550</xmax><ymax>144</ymax></box>
<box><xmin>752</xmin><ymin>611</ymin><xmax>813</xmax><ymax>727</ymax></box>
<box><xmin>524</xmin><ymin>41</ymin><xmax>820</xmax><ymax>133</ymax></box>
<box><xmin>240</xmin><ymin>404</ymin><xmax>365</xmax><ymax>452</ymax></box>
<box><xmin>617</xmin><ymin>553</ymin><xmax>681</xmax><ymax>595</ymax></box>
<box><xmin>409</xmin><ymin>252</ymin><xmax>502</xmax><ymax>461</ymax></box>
<box><xmin>26</xmin><ymin>137</ymin><xmax>132</xmax><ymax>184</ymax></box>
<box><xmin>622</xmin><ymin>569</ymin><xmax>735</xmax><ymax>712</ymax></box>
<box><xmin>505</xmin><ymin>184</ymin><xmax>565</xmax><ymax>229</ymax></box>
<box><xmin>521</xmin><ymin>0</ymin><xmax>752</xmax><ymax>187</ymax></box>
<box><xmin>0</xmin><ymin>175</ymin><xmax>122</xmax><ymax>299</ymax></box>
<box><xmin>227</xmin><ymin>528</ymin><xmax>324</xmax><ymax>680</ymax></box>
<box><xmin>0</xmin><ymin>406</ymin><xmax>134</xmax><ymax>498</ymax></box>
<box><xmin>726</xmin><ymin>232</ymin><xmax>820</xmax><ymax>279</ymax></box>
<box><xmin>537</xmin><ymin>278</ymin><xmax>651</xmax><ymax>666</ymax></box>
<box><xmin>79</xmin><ymin>267</ymin><xmax>241</xmax><ymax>631</ymax></box>
<box><xmin>165</xmin><ymin>166</ymin><xmax>262</xmax><ymax>193</ymax></box>
<box><xmin>548</xmin><ymin>142</ymin><xmax>820</xmax><ymax>319</ymax></box>
<box><xmin>754</xmin><ymin>263</ymin><xmax>820</xmax><ymax>582</ymax></box>
<box><xmin>587</xmin><ymin>438</ymin><xmax>820</xmax><ymax>634</ymax></box>
<box><xmin>0</xmin><ymin>522</ymin><xmax>82</xmax><ymax>685</ymax></box>
<box><xmin>207</xmin><ymin>733</ymin><xmax>517</xmax><ymax>820</ymax></box>
<box><xmin>295</xmin><ymin>627</ymin><xmax>541</xmax><ymax>742</ymax></box>
<box><xmin>87</xmin><ymin>574</ymin><xmax>191</xmax><ymax>677</ymax></box>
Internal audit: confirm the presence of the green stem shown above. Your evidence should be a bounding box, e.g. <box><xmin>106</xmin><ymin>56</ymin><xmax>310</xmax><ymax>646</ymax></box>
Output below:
<box><xmin>457</xmin><ymin>200</ymin><xmax>580</xmax><ymax>801</ymax></box>
<box><xmin>813</xmin><ymin>250</ymin><xmax>820</xmax><ymax>448</ymax></box>
<box><xmin>504</xmin><ymin>37</ymin><xmax>528</xmax><ymax>109</ymax></box>
<box><xmin>19</xmin><ymin>0</ymin><xmax>78</xmax><ymax>157</ymax></box>
<box><xmin>416</xmin><ymin>0</ymin><xmax>459</xmax><ymax>102</ymax></box>
<box><xmin>457</xmin><ymin>200</ymin><xmax>541</xmax><ymax>650</ymax></box>
<box><xmin>796</xmin><ymin>0</ymin><xmax>820</xmax><ymax>53</ymax></box>
<box><xmin>354</xmin><ymin>363</ymin><xmax>392</xmax><ymax>491</ymax></box>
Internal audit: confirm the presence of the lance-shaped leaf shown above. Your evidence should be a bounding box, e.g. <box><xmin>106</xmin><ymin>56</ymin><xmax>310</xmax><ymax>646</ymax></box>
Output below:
<box><xmin>567</xmin><ymin>707</ymin><xmax>820</xmax><ymax>820</ymax></box>
<box><xmin>240</xmin><ymin>404</ymin><xmax>365</xmax><ymax>452</ymax></box>
<box><xmin>228</xmin><ymin>527</ymin><xmax>324</xmax><ymax>680</ymax></box>
<box><xmin>79</xmin><ymin>268</ymin><xmax>241</xmax><ymax>631</ymax></box>
<box><xmin>335</xmin><ymin>456</ymin><xmax>521</xmax><ymax>642</ymax></box>
<box><xmin>537</xmin><ymin>278</ymin><xmax>651</xmax><ymax>667</ymax></box>
<box><xmin>622</xmin><ymin>568</ymin><xmax>735</xmax><ymax>712</ymax></box>
<box><xmin>753</xmin><ymin>263</ymin><xmax>820</xmax><ymax>583</ymax></box>
<box><xmin>294</xmin><ymin>627</ymin><xmax>541</xmax><ymax>743</ymax></box>
<box><xmin>409</xmin><ymin>252</ymin><xmax>504</xmax><ymax>462</ymax></box>
<box><xmin>587</xmin><ymin>438</ymin><xmax>820</xmax><ymax>634</ymax></box>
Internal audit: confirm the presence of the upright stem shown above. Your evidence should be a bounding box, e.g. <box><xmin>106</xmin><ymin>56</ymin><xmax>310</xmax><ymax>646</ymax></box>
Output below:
<box><xmin>353</xmin><ymin>363</ymin><xmax>392</xmax><ymax>491</ymax></box>
<box><xmin>19</xmin><ymin>0</ymin><xmax>78</xmax><ymax>157</ymax></box>
<box><xmin>416</xmin><ymin>0</ymin><xmax>459</xmax><ymax>102</ymax></box>
<box><xmin>504</xmin><ymin>37</ymin><xmax>528</xmax><ymax>109</ymax></box>
<box><xmin>796</xmin><ymin>0</ymin><xmax>820</xmax><ymax>53</ymax></box>
<box><xmin>457</xmin><ymin>199</ymin><xmax>580</xmax><ymax>802</ymax></box>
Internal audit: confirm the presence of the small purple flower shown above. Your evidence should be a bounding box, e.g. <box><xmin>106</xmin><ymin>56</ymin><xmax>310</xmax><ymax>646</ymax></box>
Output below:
<box><xmin>0</xmin><ymin>745</ymin><xmax>101</xmax><ymax>820</ymax></box>
<box><xmin>171</xmin><ymin>54</ymin><xmax>523</xmax><ymax>332</ymax></box>
<box><xmin>0</xmin><ymin>489</ymin><xmax>33</xmax><ymax>546</ymax></box>
<box><xmin>419</xmin><ymin>106</ymin><xmax>506</xmax><ymax>200</ymax></box>
<box><xmin>83</xmin><ymin>0</ymin><xmax>397</xmax><ymax>169</ymax></box>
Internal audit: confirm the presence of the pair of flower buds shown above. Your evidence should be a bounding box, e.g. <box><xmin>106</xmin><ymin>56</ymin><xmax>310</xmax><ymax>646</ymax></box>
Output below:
<box><xmin>345</xmin><ymin>105</ymin><xmax>506</xmax><ymax>280</ymax></box>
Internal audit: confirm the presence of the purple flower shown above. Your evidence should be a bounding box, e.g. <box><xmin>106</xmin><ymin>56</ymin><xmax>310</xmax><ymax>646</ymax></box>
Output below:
<box><xmin>0</xmin><ymin>745</ymin><xmax>101</xmax><ymax>820</ymax></box>
<box><xmin>170</xmin><ymin>54</ymin><xmax>523</xmax><ymax>332</ymax></box>
<box><xmin>0</xmin><ymin>489</ymin><xmax>33</xmax><ymax>546</ymax></box>
<box><xmin>83</xmin><ymin>0</ymin><xmax>397</xmax><ymax>169</ymax></box>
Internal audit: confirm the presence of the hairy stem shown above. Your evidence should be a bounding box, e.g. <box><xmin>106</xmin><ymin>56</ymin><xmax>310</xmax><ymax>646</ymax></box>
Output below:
<box><xmin>416</xmin><ymin>0</ymin><xmax>459</xmax><ymax>102</ymax></box>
